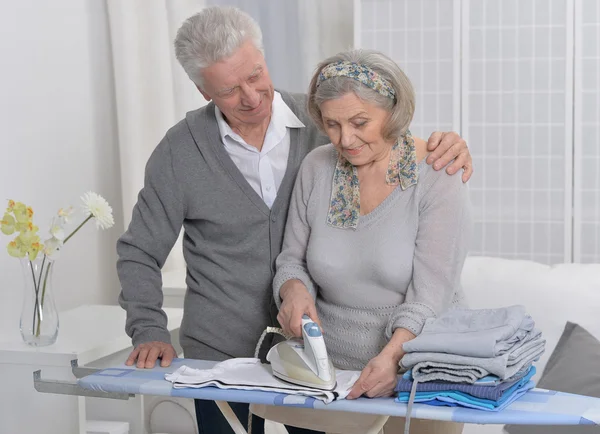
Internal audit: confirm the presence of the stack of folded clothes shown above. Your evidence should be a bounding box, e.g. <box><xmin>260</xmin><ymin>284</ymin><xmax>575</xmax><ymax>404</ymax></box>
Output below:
<box><xmin>396</xmin><ymin>305</ymin><xmax>545</xmax><ymax>411</ymax></box>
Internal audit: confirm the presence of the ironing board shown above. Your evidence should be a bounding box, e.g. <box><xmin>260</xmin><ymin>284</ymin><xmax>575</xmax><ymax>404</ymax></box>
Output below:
<box><xmin>77</xmin><ymin>358</ymin><xmax>600</xmax><ymax>431</ymax></box>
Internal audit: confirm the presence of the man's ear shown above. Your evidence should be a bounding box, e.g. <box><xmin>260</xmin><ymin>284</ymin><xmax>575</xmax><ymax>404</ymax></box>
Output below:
<box><xmin>197</xmin><ymin>85</ymin><xmax>212</xmax><ymax>102</ymax></box>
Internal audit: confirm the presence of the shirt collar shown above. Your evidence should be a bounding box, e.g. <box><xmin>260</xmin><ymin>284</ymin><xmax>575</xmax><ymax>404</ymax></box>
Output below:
<box><xmin>215</xmin><ymin>91</ymin><xmax>304</xmax><ymax>148</ymax></box>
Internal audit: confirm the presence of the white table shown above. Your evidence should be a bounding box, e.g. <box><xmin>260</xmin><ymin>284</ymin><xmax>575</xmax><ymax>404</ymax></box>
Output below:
<box><xmin>0</xmin><ymin>304</ymin><xmax>183</xmax><ymax>434</ymax></box>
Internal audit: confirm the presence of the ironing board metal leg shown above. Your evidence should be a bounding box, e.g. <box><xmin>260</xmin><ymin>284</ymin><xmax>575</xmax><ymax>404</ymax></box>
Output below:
<box><xmin>363</xmin><ymin>415</ymin><xmax>389</xmax><ymax>434</ymax></box>
<box><xmin>214</xmin><ymin>400</ymin><xmax>249</xmax><ymax>434</ymax></box>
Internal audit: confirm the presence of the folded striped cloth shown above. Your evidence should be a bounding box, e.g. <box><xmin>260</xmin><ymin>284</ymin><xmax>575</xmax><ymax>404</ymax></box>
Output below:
<box><xmin>395</xmin><ymin>365</ymin><xmax>535</xmax><ymax>401</ymax></box>
<box><xmin>396</xmin><ymin>366</ymin><xmax>535</xmax><ymax>406</ymax></box>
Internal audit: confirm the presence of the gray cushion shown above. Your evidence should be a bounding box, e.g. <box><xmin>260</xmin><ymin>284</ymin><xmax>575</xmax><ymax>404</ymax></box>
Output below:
<box><xmin>504</xmin><ymin>322</ymin><xmax>600</xmax><ymax>434</ymax></box>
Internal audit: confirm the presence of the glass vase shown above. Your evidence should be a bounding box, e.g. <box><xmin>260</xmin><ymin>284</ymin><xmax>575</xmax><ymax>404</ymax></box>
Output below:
<box><xmin>19</xmin><ymin>254</ymin><xmax>59</xmax><ymax>346</ymax></box>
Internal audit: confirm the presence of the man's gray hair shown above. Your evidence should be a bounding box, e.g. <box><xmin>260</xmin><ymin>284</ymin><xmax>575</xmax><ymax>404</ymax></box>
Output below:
<box><xmin>174</xmin><ymin>6</ymin><xmax>264</xmax><ymax>89</ymax></box>
<box><xmin>308</xmin><ymin>49</ymin><xmax>415</xmax><ymax>142</ymax></box>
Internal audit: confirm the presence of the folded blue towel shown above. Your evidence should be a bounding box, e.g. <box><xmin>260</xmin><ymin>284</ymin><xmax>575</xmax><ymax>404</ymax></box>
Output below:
<box><xmin>397</xmin><ymin>380</ymin><xmax>534</xmax><ymax>411</ymax></box>
<box><xmin>396</xmin><ymin>368</ymin><xmax>536</xmax><ymax>410</ymax></box>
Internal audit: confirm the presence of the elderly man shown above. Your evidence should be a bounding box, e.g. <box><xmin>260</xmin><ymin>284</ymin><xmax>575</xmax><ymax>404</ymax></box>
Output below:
<box><xmin>117</xmin><ymin>6</ymin><xmax>473</xmax><ymax>434</ymax></box>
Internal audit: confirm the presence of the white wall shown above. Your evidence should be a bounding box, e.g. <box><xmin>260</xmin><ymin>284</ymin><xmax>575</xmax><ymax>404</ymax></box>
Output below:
<box><xmin>0</xmin><ymin>1</ymin><xmax>122</xmax><ymax>339</ymax></box>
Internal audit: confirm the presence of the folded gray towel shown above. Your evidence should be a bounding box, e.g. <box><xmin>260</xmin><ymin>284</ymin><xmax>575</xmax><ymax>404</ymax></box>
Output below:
<box><xmin>402</xmin><ymin>305</ymin><xmax>536</xmax><ymax>358</ymax></box>
<box><xmin>401</xmin><ymin>338</ymin><xmax>545</xmax><ymax>380</ymax></box>
<box><xmin>411</xmin><ymin>362</ymin><xmax>490</xmax><ymax>383</ymax></box>
<box><xmin>409</xmin><ymin>361</ymin><xmax>534</xmax><ymax>385</ymax></box>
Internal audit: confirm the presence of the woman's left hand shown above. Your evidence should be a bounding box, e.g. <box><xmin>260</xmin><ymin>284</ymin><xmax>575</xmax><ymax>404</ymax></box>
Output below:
<box><xmin>346</xmin><ymin>353</ymin><xmax>399</xmax><ymax>399</ymax></box>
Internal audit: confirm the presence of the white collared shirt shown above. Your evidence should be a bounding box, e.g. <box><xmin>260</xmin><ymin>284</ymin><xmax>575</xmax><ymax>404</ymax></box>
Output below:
<box><xmin>215</xmin><ymin>92</ymin><xmax>305</xmax><ymax>208</ymax></box>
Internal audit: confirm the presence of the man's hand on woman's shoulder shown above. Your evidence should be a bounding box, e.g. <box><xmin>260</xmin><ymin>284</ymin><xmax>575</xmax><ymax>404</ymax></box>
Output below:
<box><xmin>425</xmin><ymin>131</ymin><xmax>473</xmax><ymax>183</ymax></box>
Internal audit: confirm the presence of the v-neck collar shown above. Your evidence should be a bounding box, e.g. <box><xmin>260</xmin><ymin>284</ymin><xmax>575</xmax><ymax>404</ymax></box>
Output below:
<box><xmin>186</xmin><ymin>93</ymin><xmax>304</xmax><ymax>216</ymax></box>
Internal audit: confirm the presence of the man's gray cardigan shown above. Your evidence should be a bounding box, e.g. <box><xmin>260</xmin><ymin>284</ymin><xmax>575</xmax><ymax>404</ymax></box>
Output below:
<box><xmin>117</xmin><ymin>91</ymin><xmax>328</xmax><ymax>361</ymax></box>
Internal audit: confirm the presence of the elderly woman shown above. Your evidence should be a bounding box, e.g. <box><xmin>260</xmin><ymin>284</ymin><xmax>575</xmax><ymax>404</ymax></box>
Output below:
<box><xmin>273</xmin><ymin>49</ymin><xmax>471</xmax><ymax>433</ymax></box>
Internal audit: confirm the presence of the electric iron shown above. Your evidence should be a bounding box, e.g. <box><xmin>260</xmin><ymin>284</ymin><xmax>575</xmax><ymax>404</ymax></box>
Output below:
<box><xmin>267</xmin><ymin>315</ymin><xmax>337</xmax><ymax>391</ymax></box>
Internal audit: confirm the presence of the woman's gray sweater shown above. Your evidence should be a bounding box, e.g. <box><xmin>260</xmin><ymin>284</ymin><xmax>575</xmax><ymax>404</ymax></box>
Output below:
<box><xmin>273</xmin><ymin>144</ymin><xmax>472</xmax><ymax>370</ymax></box>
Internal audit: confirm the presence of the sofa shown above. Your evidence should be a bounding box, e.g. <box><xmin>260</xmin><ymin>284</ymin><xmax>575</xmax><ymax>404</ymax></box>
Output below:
<box><xmin>459</xmin><ymin>256</ymin><xmax>600</xmax><ymax>434</ymax></box>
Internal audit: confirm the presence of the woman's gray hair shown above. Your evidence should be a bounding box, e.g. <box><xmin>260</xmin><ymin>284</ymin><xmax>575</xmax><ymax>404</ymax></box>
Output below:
<box><xmin>308</xmin><ymin>49</ymin><xmax>415</xmax><ymax>142</ymax></box>
<box><xmin>174</xmin><ymin>6</ymin><xmax>264</xmax><ymax>89</ymax></box>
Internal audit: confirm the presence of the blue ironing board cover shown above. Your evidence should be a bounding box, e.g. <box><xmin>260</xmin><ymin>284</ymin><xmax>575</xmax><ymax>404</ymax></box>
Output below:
<box><xmin>78</xmin><ymin>358</ymin><xmax>600</xmax><ymax>425</ymax></box>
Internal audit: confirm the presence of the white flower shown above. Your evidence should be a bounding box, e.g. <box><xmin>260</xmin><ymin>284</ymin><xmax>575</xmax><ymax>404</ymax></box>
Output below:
<box><xmin>81</xmin><ymin>192</ymin><xmax>114</xmax><ymax>230</ymax></box>
<box><xmin>57</xmin><ymin>206</ymin><xmax>75</xmax><ymax>224</ymax></box>
<box><xmin>49</xmin><ymin>218</ymin><xmax>65</xmax><ymax>241</ymax></box>
<box><xmin>43</xmin><ymin>237</ymin><xmax>62</xmax><ymax>258</ymax></box>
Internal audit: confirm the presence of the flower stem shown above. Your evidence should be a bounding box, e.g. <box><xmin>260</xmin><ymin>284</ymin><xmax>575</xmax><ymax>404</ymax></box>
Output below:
<box><xmin>63</xmin><ymin>215</ymin><xmax>92</xmax><ymax>245</ymax></box>
<box><xmin>33</xmin><ymin>255</ymin><xmax>47</xmax><ymax>336</ymax></box>
<box><xmin>29</xmin><ymin>259</ymin><xmax>39</xmax><ymax>335</ymax></box>
<box><xmin>29</xmin><ymin>255</ymin><xmax>45</xmax><ymax>336</ymax></box>
<box><xmin>36</xmin><ymin>261</ymin><xmax>52</xmax><ymax>337</ymax></box>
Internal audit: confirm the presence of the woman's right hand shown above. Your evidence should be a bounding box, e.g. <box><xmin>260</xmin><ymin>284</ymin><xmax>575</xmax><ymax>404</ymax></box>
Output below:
<box><xmin>278</xmin><ymin>279</ymin><xmax>321</xmax><ymax>337</ymax></box>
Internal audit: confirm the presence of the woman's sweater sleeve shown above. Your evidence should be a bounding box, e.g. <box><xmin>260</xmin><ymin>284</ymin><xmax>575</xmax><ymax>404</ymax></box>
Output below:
<box><xmin>273</xmin><ymin>150</ymin><xmax>323</xmax><ymax>308</ymax></box>
<box><xmin>385</xmin><ymin>168</ymin><xmax>472</xmax><ymax>338</ymax></box>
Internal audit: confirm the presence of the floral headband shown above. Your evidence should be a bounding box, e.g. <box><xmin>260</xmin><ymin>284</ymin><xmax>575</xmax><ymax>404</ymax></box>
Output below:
<box><xmin>316</xmin><ymin>60</ymin><xmax>396</xmax><ymax>100</ymax></box>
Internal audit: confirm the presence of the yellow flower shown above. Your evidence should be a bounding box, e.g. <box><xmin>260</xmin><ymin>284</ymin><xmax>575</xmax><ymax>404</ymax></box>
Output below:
<box><xmin>13</xmin><ymin>202</ymin><xmax>30</xmax><ymax>224</ymax></box>
<box><xmin>18</xmin><ymin>230</ymin><xmax>40</xmax><ymax>246</ymax></box>
<box><xmin>7</xmin><ymin>240</ymin><xmax>22</xmax><ymax>258</ymax></box>
<box><xmin>10</xmin><ymin>231</ymin><xmax>42</xmax><ymax>260</ymax></box>
<box><xmin>1</xmin><ymin>213</ymin><xmax>15</xmax><ymax>235</ymax></box>
<box><xmin>29</xmin><ymin>241</ymin><xmax>42</xmax><ymax>261</ymax></box>
<box><xmin>15</xmin><ymin>220</ymin><xmax>38</xmax><ymax>234</ymax></box>
<box><xmin>2</xmin><ymin>200</ymin><xmax>47</xmax><ymax>260</ymax></box>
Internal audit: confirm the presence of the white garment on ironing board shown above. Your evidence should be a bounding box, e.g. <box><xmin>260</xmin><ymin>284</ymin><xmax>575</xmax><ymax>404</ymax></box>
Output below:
<box><xmin>165</xmin><ymin>358</ymin><xmax>359</xmax><ymax>404</ymax></box>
